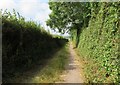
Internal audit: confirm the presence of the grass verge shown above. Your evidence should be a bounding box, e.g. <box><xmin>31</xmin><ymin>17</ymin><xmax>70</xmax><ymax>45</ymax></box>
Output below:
<box><xmin>30</xmin><ymin>43</ymin><xmax>69</xmax><ymax>83</ymax></box>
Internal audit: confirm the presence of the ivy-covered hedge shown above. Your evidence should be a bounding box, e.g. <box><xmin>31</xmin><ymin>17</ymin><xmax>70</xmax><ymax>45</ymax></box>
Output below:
<box><xmin>74</xmin><ymin>3</ymin><xmax>119</xmax><ymax>83</ymax></box>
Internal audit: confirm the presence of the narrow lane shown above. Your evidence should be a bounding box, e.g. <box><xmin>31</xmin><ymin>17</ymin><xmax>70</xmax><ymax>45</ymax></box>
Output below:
<box><xmin>58</xmin><ymin>42</ymin><xmax>84</xmax><ymax>83</ymax></box>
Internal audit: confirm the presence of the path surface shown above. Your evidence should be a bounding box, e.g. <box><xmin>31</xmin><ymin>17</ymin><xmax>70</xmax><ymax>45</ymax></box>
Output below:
<box><xmin>57</xmin><ymin>42</ymin><xmax>84</xmax><ymax>83</ymax></box>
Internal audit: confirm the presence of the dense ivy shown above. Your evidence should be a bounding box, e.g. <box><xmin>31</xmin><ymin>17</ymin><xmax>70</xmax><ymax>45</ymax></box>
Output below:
<box><xmin>74</xmin><ymin>2</ymin><xmax>119</xmax><ymax>83</ymax></box>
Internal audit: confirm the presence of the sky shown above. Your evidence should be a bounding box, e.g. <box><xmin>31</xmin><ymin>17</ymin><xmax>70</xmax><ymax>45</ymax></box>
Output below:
<box><xmin>0</xmin><ymin>0</ymin><xmax>69</xmax><ymax>36</ymax></box>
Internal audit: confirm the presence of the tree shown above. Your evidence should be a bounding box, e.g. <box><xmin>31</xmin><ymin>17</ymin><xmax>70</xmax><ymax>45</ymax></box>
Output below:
<box><xmin>46</xmin><ymin>2</ymin><xmax>91</xmax><ymax>47</ymax></box>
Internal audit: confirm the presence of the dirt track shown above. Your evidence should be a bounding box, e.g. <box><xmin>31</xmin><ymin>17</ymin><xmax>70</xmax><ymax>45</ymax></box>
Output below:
<box><xmin>57</xmin><ymin>42</ymin><xmax>84</xmax><ymax>83</ymax></box>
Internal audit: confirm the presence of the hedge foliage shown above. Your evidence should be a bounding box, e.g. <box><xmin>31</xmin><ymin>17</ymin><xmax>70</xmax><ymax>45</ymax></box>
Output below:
<box><xmin>73</xmin><ymin>2</ymin><xmax>119</xmax><ymax>83</ymax></box>
<box><xmin>2</xmin><ymin>10</ymin><xmax>68</xmax><ymax>80</ymax></box>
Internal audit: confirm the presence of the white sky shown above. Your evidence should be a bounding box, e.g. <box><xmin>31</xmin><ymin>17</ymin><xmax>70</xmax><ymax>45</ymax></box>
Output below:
<box><xmin>0</xmin><ymin>0</ymin><xmax>69</xmax><ymax>36</ymax></box>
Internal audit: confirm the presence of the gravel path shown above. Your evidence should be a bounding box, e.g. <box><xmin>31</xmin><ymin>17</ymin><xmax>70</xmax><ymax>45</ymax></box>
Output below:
<box><xmin>57</xmin><ymin>42</ymin><xmax>84</xmax><ymax>83</ymax></box>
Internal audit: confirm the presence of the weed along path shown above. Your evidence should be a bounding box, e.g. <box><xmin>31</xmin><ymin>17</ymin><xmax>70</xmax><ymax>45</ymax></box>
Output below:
<box><xmin>57</xmin><ymin>42</ymin><xmax>84</xmax><ymax>83</ymax></box>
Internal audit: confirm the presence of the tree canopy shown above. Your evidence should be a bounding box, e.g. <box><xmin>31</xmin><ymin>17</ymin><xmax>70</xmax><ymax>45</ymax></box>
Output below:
<box><xmin>46</xmin><ymin>2</ymin><xmax>91</xmax><ymax>34</ymax></box>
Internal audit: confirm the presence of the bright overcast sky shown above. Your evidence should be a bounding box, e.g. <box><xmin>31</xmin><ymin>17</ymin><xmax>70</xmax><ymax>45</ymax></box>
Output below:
<box><xmin>0</xmin><ymin>0</ymin><xmax>69</xmax><ymax>36</ymax></box>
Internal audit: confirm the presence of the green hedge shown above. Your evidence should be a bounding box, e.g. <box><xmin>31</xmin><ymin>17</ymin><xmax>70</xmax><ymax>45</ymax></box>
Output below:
<box><xmin>2</xmin><ymin>10</ymin><xmax>68</xmax><ymax>80</ymax></box>
<box><xmin>73</xmin><ymin>3</ymin><xmax>119</xmax><ymax>83</ymax></box>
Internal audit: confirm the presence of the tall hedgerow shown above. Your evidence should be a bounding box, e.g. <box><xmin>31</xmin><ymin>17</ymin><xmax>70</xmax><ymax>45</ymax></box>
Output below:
<box><xmin>2</xmin><ymin>10</ymin><xmax>68</xmax><ymax>81</ymax></box>
<box><xmin>76</xmin><ymin>2</ymin><xmax>119</xmax><ymax>83</ymax></box>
